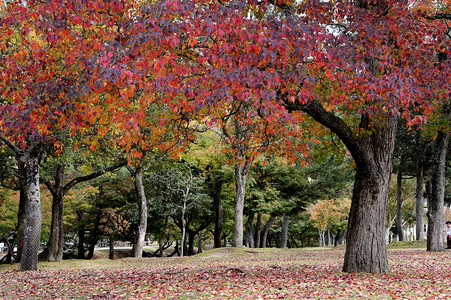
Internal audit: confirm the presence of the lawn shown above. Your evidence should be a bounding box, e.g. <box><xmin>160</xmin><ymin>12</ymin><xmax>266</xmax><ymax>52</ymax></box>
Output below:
<box><xmin>0</xmin><ymin>245</ymin><xmax>450</xmax><ymax>299</ymax></box>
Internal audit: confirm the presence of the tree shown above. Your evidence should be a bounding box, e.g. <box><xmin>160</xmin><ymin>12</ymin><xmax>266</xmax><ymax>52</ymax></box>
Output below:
<box><xmin>306</xmin><ymin>198</ymin><xmax>351</xmax><ymax>247</ymax></box>
<box><xmin>41</xmin><ymin>143</ymin><xmax>126</xmax><ymax>262</ymax></box>
<box><xmin>147</xmin><ymin>163</ymin><xmax>212</xmax><ymax>256</ymax></box>
<box><xmin>184</xmin><ymin>131</ymin><xmax>235</xmax><ymax>248</ymax></box>
<box><xmin>0</xmin><ymin>0</ymin><xmax>132</xmax><ymax>270</ymax></box>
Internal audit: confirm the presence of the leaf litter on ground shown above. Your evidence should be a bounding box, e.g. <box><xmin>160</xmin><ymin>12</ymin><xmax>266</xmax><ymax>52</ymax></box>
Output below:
<box><xmin>0</xmin><ymin>247</ymin><xmax>450</xmax><ymax>299</ymax></box>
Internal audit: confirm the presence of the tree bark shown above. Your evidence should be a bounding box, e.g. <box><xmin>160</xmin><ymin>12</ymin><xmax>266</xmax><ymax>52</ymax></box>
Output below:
<box><xmin>187</xmin><ymin>230</ymin><xmax>195</xmax><ymax>256</ymax></box>
<box><xmin>180</xmin><ymin>206</ymin><xmax>186</xmax><ymax>257</ymax></box>
<box><xmin>87</xmin><ymin>210</ymin><xmax>102</xmax><ymax>260</ymax></box>
<box><xmin>280</xmin><ymin>215</ymin><xmax>290</xmax><ymax>248</ymax></box>
<box><xmin>77</xmin><ymin>227</ymin><xmax>86</xmax><ymax>259</ymax></box>
<box><xmin>16</xmin><ymin>177</ymin><xmax>26</xmax><ymax>262</ymax></box>
<box><xmin>245</xmin><ymin>213</ymin><xmax>255</xmax><ymax>247</ymax></box>
<box><xmin>234</xmin><ymin>161</ymin><xmax>249</xmax><ymax>247</ymax></box>
<box><xmin>426</xmin><ymin>131</ymin><xmax>449</xmax><ymax>251</ymax></box>
<box><xmin>158</xmin><ymin>217</ymin><xmax>168</xmax><ymax>257</ymax></box>
<box><xmin>396</xmin><ymin>168</ymin><xmax>404</xmax><ymax>241</ymax></box>
<box><xmin>260</xmin><ymin>216</ymin><xmax>275</xmax><ymax>248</ymax></box>
<box><xmin>132</xmin><ymin>167</ymin><xmax>147</xmax><ymax>258</ymax></box>
<box><xmin>415</xmin><ymin>138</ymin><xmax>425</xmax><ymax>241</ymax></box>
<box><xmin>47</xmin><ymin>165</ymin><xmax>65</xmax><ymax>262</ymax></box>
<box><xmin>109</xmin><ymin>233</ymin><xmax>115</xmax><ymax>260</ymax></box>
<box><xmin>212</xmin><ymin>180</ymin><xmax>223</xmax><ymax>248</ymax></box>
<box><xmin>20</xmin><ymin>152</ymin><xmax>42</xmax><ymax>271</ymax></box>
<box><xmin>255</xmin><ymin>212</ymin><xmax>262</xmax><ymax>248</ymax></box>
<box><xmin>197</xmin><ymin>232</ymin><xmax>203</xmax><ymax>254</ymax></box>
<box><xmin>335</xmin><ymin>229</ymin><xmax>346</xmax><ymax>246</ymax></box>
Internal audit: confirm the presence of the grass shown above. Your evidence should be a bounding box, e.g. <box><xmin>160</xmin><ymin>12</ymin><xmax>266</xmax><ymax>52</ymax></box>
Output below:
<box><xmin>0</xmin><ymin>245</ymin><xmax>450</xmax><ymax>299</ymax></box>
<box><xmin>386</xmin><ymin>240</ymin><xmax>427</xmax><ymax>249</ymax></box>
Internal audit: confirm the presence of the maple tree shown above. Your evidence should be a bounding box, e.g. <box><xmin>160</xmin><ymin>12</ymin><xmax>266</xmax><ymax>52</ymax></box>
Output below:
<box><xmin>306</xmin><ymin>198</ymin><xmax>351</xmax><ymax>247</ymax></box>
<box><xmin>125</xmin><ymin>0</ymin><xmax>449</xmax><ymax>272</ymax></box>
<box><xmin>1</xmin><ymin>0</ymin><xmax>449</xmax><ymax>274</ymax></box>
<box><xmin>0</xmin><ymin>0</ymin><xmax>132</xmax><ymax>270</ymax></box>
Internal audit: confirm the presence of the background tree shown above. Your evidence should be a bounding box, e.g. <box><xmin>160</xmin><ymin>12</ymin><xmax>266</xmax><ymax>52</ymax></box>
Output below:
<box><xmin>147</xmin><ymin>163</ymin><xmax>212</xmax><ymax>256</ymax></box>
<box><xmin>41</xmin><ymin>141</ymin><xmax>126</xmax><ymax>262</ymax></box>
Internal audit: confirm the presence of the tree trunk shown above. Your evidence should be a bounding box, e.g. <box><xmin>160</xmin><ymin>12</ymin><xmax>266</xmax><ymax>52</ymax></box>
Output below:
<box><xmin>158</xmin><ymin>217</ymin><xmax>168</xmax><ymax>257</ymax></box>
<box><xmin>47</xmin><ymin>165</ymin><xmax>65</xmax><ymax>262</ymax></box>
<box><xmin>283</xmin><ymin>94</ymin><xmax>397</xmax><ymax>273</ymax></box>
<box><xmin>341</xmin><ymin>118</ymin><xmax>397</xmax><ymax>273</ymax></box>
<box><xmin>187</xmin><ymin>230</ymin><xmax>195</xmax><ymax>256</ymax></box>
<box><xmin>197</xmin><ymin>232</ymin><xmax>203</xmax><ymax>254</ymax></box>
<box><xmin>328</xmin><ymin>229</ymin><xmax>334</xmax><ymax>247</ymax></box>
<box><xmin>335</xmin><ymin>229</ymin><xmax>346</xmax><ymax>246</ymax></box>
<box><xmin>415</xmin><ymin>139</ymin><xmax>425</xmax><ymax>241</ymax></box>
<box><xmin>260</xmin><ymin>216</ymin><xmax>275</xmax><ymax>248</ymax></box>
<box><xmin>20</xmin><ymin>152</ymin><xmax>42</xmax><ymax>271</ymax></box>
<box><xmin>245</xmin><ymin>213</ymin><xmax>255</xmax><ymax>247</ymax></box>
<box><xmin>396</xmin><ymin>169</ymin><xmax>404</xmax><ymax>241</ymax></box>
<box><xmin>255</xmin><ymin>212</ymin><xmax>262</xmax><ymax>248</ymax></box>
<box><xmin>109</xmin><ymin>233</ymin><xmax>115</xmax><ymax>260</ymax></box>
<box><xmin>343</xmin><ymin>161</ymin><xmax>393</xmax><ymax>273</ymax></box>
<box><xmin>212</xmin><ymin>181</ymin><xmax>223</xmax><ymax>248</ymax></box>
<box><xmin>427</xmin><ymin>131</ymin><xmax>449</xmax><ymax>251</ymax></box>
<box><xmin>233</xmin><ymin>161</ymin><xmax>249</xmax><ymax>247</ymax></box>
<box><xmin>77</xmin><ymin>227</ymin><xmax>86</xmax><ymax>259</ymax></box>
<box><xmin>16</xmin><ymin>180</ymin><xmax>26</xmax><ymax>262</ymax></box>
<box><xmin>280</xmin><ymin>215</ymin><xmax>290</xmax><ymax>248</ymax></box>
<box><xmin>180</xmin><ymin>208</ymin><xmax>186</xmax><ymax>257</ymax></box>
<box><xmin>132</xmin><ymin>167</ymin><xmax>147</xmax><ymax>258</ymax></box>
<box><xmin>87</xmin><ymin>211</ymin><xmax>102</xmax><ymax>260</ymax></box>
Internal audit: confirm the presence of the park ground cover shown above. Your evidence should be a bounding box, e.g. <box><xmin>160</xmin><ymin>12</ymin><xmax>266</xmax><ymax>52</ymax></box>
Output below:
<box><xmin>0</xmin><ymin>246</ymin><xmax>450</xmax><ymax>299</ymax></box>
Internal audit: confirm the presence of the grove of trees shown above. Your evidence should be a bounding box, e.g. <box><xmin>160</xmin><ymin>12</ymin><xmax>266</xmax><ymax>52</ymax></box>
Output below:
<box><xmin>0</xmin><ymin>0</ymin><xmax>450</xmax><ymax>274</ymax></box>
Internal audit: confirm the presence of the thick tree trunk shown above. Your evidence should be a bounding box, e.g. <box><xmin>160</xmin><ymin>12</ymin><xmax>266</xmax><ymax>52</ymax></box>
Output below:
<box><xmin>426</xmin><ymin>131</ymin><xmax>449</xmax><ymax>251</ymax></box>
<box><xmin>415</xmin><ymin>140</ymin><xmax>425</xmax><ymax>241</ymax></box>
<box><xmin>47</xmin><ymin>165</ymin><xmax>65</xmax><ymax>262</ymax></box>
<box><xmin>260</xmin><ymin>216</ymin><xmax>275</xmax><ymax>248</ymax></box>
<box><xmin>285</xmin><ymin>98</ymin><xmax>396</xmax><ymax>272</ymax></box>
<box><xmin>280</xmin><ymin>215</ymin><xmax>290</xmax><ymax>248</ymax></box>
<box><xmin>343</xmin><ymin>164</ymin><xmax>392</xmax><ymax>273</ymax></box>
<box><xmin>212</xmin><ymin>182</ymin><xmax>224</xmax><ymax>248</ymax></box>
<box><xmin>396</xmin><ymin>169</ymin><xmax>404</xmax><ymax>241</ymax></box>
<box><xmin>255</xmin><ymin>213</ymin><xmax>262</xmax><ymax>248</ymax></box>
<box><xmin>341</xmin><ymin>117</ymin><xmax>397</xmax><ymax>273</ymax></box>
<box><xmin>20</xmin><ymin>153</ymin><xmax>42</xmax><ymax>271</ymax></box>
<box><xmin>132</xmin><ymin>168</ymin><xmax>147</xmax><ymax>258</ymax></box>
<box><xmin>234</xmin><ymin>162</ymin><xmax>249</xmax><ymax>247</ymax></box>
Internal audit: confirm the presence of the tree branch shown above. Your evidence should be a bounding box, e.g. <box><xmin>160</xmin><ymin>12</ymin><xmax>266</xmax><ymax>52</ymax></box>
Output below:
<box><xmin>282</xmin><ymin>97</ymin><xmax>367</xmax><ymax>166</ymax></box>
<box><xmin>423</xmin><ymin>13</ymin><xmax>451</xmax><ymax>20</ymax></box>
<box><xmin>0</xmin><ymin>134</ymin><xmax>22</xmax><ymax>155</ymax></box>
<box><xmin>62</xmin><ymin>160</ymin><xmax>127</xmax><ymax>194</ymax></box>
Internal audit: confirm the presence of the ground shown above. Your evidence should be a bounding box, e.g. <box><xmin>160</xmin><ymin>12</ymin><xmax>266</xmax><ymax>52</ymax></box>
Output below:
<box><xmin>0</xmin><ymin>243</ymin><xmax>450</xmax><ymax>299</ymax></box>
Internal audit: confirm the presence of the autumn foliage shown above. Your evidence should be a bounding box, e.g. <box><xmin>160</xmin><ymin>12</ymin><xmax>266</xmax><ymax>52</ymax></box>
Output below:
<box><xmin>1</xmin><ymin>0</ymin><xmax>450</xmax><ymax>273</ymax></box>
